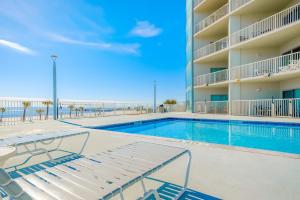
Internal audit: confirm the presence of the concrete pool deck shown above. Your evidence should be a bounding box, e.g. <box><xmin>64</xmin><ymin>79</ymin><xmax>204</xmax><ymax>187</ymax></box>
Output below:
<box><xmin>1</xmin><ymin>113</ymin><xmax>300</xmax><ymax>200</ymax></box>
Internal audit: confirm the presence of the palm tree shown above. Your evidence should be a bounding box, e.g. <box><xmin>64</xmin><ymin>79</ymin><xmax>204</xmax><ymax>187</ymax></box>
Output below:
<box><xmin>164</xmin><ymin>99</ymin><xmax>177</xmax><ymax>112</ymax></box>
<box><xmin>75</xmin><ymin>108</ymin><xmax>79</xmax><ymax>117</ymax></box>
<box><xmin>22</xmin><ymin>101</ymin><xmax>31</xmax><ymax>122</ymax></box>
<box><xmin>36</xmin><ymin>109</ymin><xmax>44</xmax><ymax>120</ymax></box>
<box><xmin>42</xmin><ymin>100</ymin><xmax>52</xmax><ymax>120</ymax></box>
<box><xmin>68</xmin><ymin>105</ymin><xmax>75</xmax><ymax>118</ymax></box>
<box><xmin>79</xmin><ymin>107</ymin><xmax>84</xmax><ymax>116</ymax></box>
<box><xmin>0</xmin><ymin>107</ymin><xmax>6</xmax><ymax>122</ymax></box>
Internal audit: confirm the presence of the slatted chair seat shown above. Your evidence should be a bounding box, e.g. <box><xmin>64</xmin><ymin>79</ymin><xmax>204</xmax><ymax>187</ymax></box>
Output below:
<box><xmin>1</xmin><ymin>141</ymin><xmax>191</xmax><ymax>200</ymax></box>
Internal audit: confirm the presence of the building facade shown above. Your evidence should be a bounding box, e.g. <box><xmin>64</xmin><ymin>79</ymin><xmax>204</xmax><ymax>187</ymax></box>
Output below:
<box><xmin>186</xmin><ymin>0</ymin><xmax>300</xmax><ymax>118</ymax></box>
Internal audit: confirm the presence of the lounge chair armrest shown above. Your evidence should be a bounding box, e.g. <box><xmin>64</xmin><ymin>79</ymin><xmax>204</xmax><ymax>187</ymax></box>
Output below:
<box><xmin>0</xmin><ymin>146</ymin><xmax>16</xmax><ymax>168</ymax></box>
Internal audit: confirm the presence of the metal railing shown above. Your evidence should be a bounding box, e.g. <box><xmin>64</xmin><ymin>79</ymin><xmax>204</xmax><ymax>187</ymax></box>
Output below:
<box><xmin>231</xmin><ymin>3</ymin><xmax>300</xmax><ymax>46</ymax></box>
<box><xmin>194</xmin><ymin>0</ymin><xmax>205</xmax><ymax>9</ymax></box>
<box><xmin>196</xmin><ymin>101</ymin><xmax>228</xmax><ymax>114</ymax></box>
<box><xmin>58</xmin><ymin>101</ymin><xmax>153</xmax><ymax>119</ymax></box>
<box><xmin>163</xmin><ymin>102</ymin><xmax>186</xmax><ymax>112</ymax></box>
<box><xmin>0</xmin><ymin>98</ymin><xmax>54</xmax><ymax>125</ymax></box>
<box><xmin>195</xmin><ymin>3</ymin><xmax>229</xmax><ymax>33</ymax></box>
<box><xmin>0</xmin><ymin>98</ymin><xmax>153</xmax><ymax>125</ymax></box>
<box><xmin>195</xmin><ymin>69</ymin><xmax>229</xmax><ymax>86</ymax></box>
<box><xmin>231</xmin><ymin>52</ymin><xmax>300</xmax><ymax>80</ymax></box>
<box><xmin>230</xmin><ymin>0</ymin><xmax>253</xmax><ymax>12</ymax></box>
<box><xmin>194</xmin><ymin>36</ymin><xmax>229</xmax><ymax>60</ymax></box>
<box><xmin>231</xmin><ymin>98</ymin><xmax>300</xmax><ymax>118</ymax></box>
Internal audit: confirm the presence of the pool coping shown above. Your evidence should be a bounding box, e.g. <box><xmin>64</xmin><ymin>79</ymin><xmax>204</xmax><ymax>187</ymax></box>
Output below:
<box><xmin>89</xmin><ymin>117</ymin><xmax>300</xmax><ymax>129</ymax></box>
<box><xmin>87</xmin><ymin>117</ymin><xmax>300</xmax><ymax>159</ymax></box>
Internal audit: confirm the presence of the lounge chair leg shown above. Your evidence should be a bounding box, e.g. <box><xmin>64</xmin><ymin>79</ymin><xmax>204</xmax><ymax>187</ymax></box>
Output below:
<box><xmin>141</xmin><ymin>178</ymin><xmax>147</xmax><ymax>193</ymax></box>
<box><xmin>153</xmin><ymin>190</ymin><xmax>160</xmax><ymax>200</ymax></box>
<box><xmin>138</xmin><ymin>190</ymin><xmax>160</xmax><ymax>200</ymax></box>
<box><xmin>78</xmin><ymin>132</ymin><xmax>90</xmax><ymax>155</ymax></box>
<box><xmin>175</xmin><ymin>151</ymin><xmax>192</xmax><ymax>200</ymax></box>
<box><xmin>120</xmin><ymin>189</ymin><xmax>125</xmax><ymax>200</ymax></box>
<box><xmin>184</xmin><ymin>151</ymin><xmax>192</xmax><ymax>188</ymax></box>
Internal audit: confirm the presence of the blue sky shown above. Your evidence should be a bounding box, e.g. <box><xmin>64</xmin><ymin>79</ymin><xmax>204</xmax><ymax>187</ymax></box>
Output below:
<box><xmin>0</xmin><ymin>0</ymin><xmax>186</xmax><ymax>103</ymax></box>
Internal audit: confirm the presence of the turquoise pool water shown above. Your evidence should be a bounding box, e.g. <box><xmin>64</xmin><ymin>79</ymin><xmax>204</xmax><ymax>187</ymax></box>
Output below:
<box><xmin>96</xmin><ymin>118</ymin><xmax>300</xmax><ymax>154</ymax></box>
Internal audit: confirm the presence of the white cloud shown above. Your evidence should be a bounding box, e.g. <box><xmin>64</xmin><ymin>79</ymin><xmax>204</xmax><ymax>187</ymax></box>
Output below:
<box><xmin>130</xmin><ymin>21</ymin><xmax>162</xmax><ymax>38</ymax></box>
<box><xmin>47</xmin><ymin>33</ymin><xmax>140</xmax><ymax>55</ymax></box>
<box><xmin>0</xmin><ymin>39</ymin><xmax>35</xmax><ymax>55</ymax></box>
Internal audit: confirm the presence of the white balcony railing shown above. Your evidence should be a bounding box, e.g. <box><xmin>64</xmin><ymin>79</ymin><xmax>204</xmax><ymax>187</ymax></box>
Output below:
<box><xmin>196</xmin><ymin>101</ymin><xmax>228</xmax><ymax>114</ymax></box>
<box><xmin>194</xmin><ymin>3</ymin><xmax>229</xmax><ymax>33</ymax></box>
<box><xmin>231</xmin><ymin>98</ymin><xmax>300</xmax><ymax>118</ymax></box>
<box><xmin>194</xmin><ymin>36</ymin><xmax>229</xmax><ymax>60</ymax></box>
<box><xmin>231</xmin><ymin>52</ymin><xmax>300</xmax><ymax>80</ymax></box>
<box><xmin>231</xmin><ymin>3</ymin><xmax>300</xmax><ymax>46</ymax></box>
<box><xmin>230</xmin><ymin>0</ymin><xmax>253</xmax><ymax>11</ymax></box>
<box><xmin>195</xmin><ymin>69</ymin><xmax>229</xmax><ymax>86</ymax></box>
<box><xmin>194</xmin><ymin>0</ymin><xmax>205</xmax><ymax>9</ymax></box>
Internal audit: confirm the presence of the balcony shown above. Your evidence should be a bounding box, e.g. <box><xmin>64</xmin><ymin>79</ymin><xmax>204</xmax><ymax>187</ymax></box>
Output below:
<box><xmin>194</xmin><ymin>36</ymin><xmax>229</xmax><ymax>61</ymax></box>
<box><xmin>194</xmin><ymin>0</ymin><xmax>227</xmax><ymax>12</ymax></box>
<box><xmin>231</xmin><ymin>98</ymin><xmax>300</xmax><ymax>118</ymax></box>
<box><xmin>231</xmin><ymin>52</ymin><xmax>300</xmax><ymax>81</ymax></box>
<box><xmin>196</xmin><ymin>101</ymin><xmax>228</xmax><ymax>114</ymax></box>
<box><xmin>194</xmin><ymin>3</ymin><xmax>229</xmax><ymax>34</ymax></box>
<box><xmin>230</xmin><ymin>3</ymin><xmax>300</xmax><ymax>46</ymax></box>
<box><xmin>194</xmin><ymin>0</ymin><xmax>204</xmax><ymax>9</ymax></box>
<box><xmin>195</xmin><ymin>69</ymin><xmax>228</xmax><ymax>87</ymax></box>
<box><xmin>230</xmin><ymin>0</ymin><xmax>253</xmax><ymax>12</ymax></box>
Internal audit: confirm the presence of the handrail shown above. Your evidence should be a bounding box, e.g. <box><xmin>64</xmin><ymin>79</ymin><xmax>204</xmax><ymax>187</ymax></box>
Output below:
<box><xmin>195</xmin><ymin>69</ymin><xmax>228</xmax><ymax>86</ymax></box>
<box><xmin>0</xmin><ymin>99</ymin><xmax>154</xmax><ymax>125</ymax></box>
<box><xmin>231</xmin><ymin>52</ymin><xmax>300</xmax><ymax>80</ymax></box>
<box><xmin>231</xmin><ymin>3</ymin><xmax>300</xmax><ymax>46</ymax></box>
<box><xmin>194</xmin><ymin>0</ymin><xmax>205</xmax><ymax>9</ymax></box>
<box><xmin>194</xmin><ymin>3</ymin><xmax>229</xmax><ymax>33</ymax></box>
<box><xmin>196</xmin><ymin>101</ymin><xmax>228</xmax><ymax>114</ymax></box>
<box><xmin>231</xmin><ymin>98</ymin><xmax>300</xmax><ymax>118</ymax></box>
<box><xmin>230</xmin><ymin>0</ymin><xmax>253</xmax><ymax>11</ymax></box>
<box><xmin>194</xmin><ymin>36</ymin><xmax>229</xmax><ymax>60</ymax></box>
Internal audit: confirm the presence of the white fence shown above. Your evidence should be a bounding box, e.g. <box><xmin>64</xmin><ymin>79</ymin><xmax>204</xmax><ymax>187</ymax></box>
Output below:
<box><xmin>163</xmin><ymin>102</ymin><xmax>186</xmax><ymax>112</ymax></box>
<box><xmin>194</xmin><ymin>3</ymin><xmax>229</xmax><ymax>33</ymax></box>
<box><xmin>59</xmin><ymin>101</ymin><xmax>153</xmax><ymax>119</ymax></box>
<box><xmin>0</xmin><ymin>98</ymin><xmax>153</xmax><ymax>125</ymax></box>
<box><xmin>231</xmin><ymin>3</ymin><xmax>300</xmax><ymax>46</ymax></box>
<box><xmin>231</xmin><ymin>99</ymin><xmax>300</xmax><ymax>118</ymax></box>
<box><xmin>231</xmin><ymin>52</ymin><xmax>300</xmax><ymax>80</ymax></box>
<box><xmin>230</xmin><ymin>0</ymin><xmax>253</xmax><ymax>12</ymax></box>
<box><xmin>0</xmin><ymin>98</ymin><xmax>54</xmax><ymax>124</ymax></box>
<box><xmin>196</xmin><ymin>101</ymin><xmax>228</xmax><ymax>114</ymax></box>
<box><xmin>195</xmin><ymin>69</ymin><xmax>228</xmax><ymax>86</ymax></box>
<box><xmin>194</xmin><ymin>36</ymin><xmax>229</xmax><ymax>60</ymax></box>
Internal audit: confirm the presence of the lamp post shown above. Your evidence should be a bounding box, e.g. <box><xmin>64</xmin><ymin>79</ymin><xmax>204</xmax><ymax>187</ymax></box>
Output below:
<box><xmin>51</xmin><ymin>55</ymin><xmax>58</xmax><ymax>120</ymax></box>
<box><xmin>153</xmin><ymin>80</ymin><xmax>157</xmax><ymax>113</ymax></box>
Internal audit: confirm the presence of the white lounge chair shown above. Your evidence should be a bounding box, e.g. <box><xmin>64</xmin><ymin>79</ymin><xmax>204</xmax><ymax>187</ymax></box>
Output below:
<box><xmin>0</xmin><ymin>131</ymin><xmax>191</xmax><ymax>200</ymax></box>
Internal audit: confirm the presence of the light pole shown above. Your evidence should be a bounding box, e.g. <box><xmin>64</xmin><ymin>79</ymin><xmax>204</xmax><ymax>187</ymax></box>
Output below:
<box><xmin>153</xmin><ymin>80</ymin><xmax>157</xmax><ymax>113</ymax></box>
<box><xmin>51</xmin><ymin>55</ymin><xmax>58</xmax><ymax>120</ymax></box>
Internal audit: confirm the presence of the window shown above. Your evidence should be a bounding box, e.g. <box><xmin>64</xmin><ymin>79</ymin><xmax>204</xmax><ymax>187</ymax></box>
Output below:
<box><xmin>210</xmin><ymin>68</ymin><xmax>226</xmax><ymax>73</ymax></box>
<box><xmin>283</xmin><ymin>89</ymin><xmax>300</xmax><ymax>99</ymax></box>
<box><xmin>211</xmin><ymin>95</ymin><xmax>228</xmax><ymax>101</ymax></box>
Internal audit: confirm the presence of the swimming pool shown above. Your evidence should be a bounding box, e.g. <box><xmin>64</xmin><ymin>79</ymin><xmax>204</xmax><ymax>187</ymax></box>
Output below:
<box><xmin>95</xmin><ymin>118</ymin><xmax>300</xmax><ymax>155</ymax></box>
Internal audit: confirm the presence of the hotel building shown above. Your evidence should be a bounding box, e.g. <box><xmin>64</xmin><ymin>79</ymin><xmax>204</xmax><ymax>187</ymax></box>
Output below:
<box><xmin>186</xmin><ymin>0</ymin><xmax>300</xmax><ymax>118</ymax></box>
